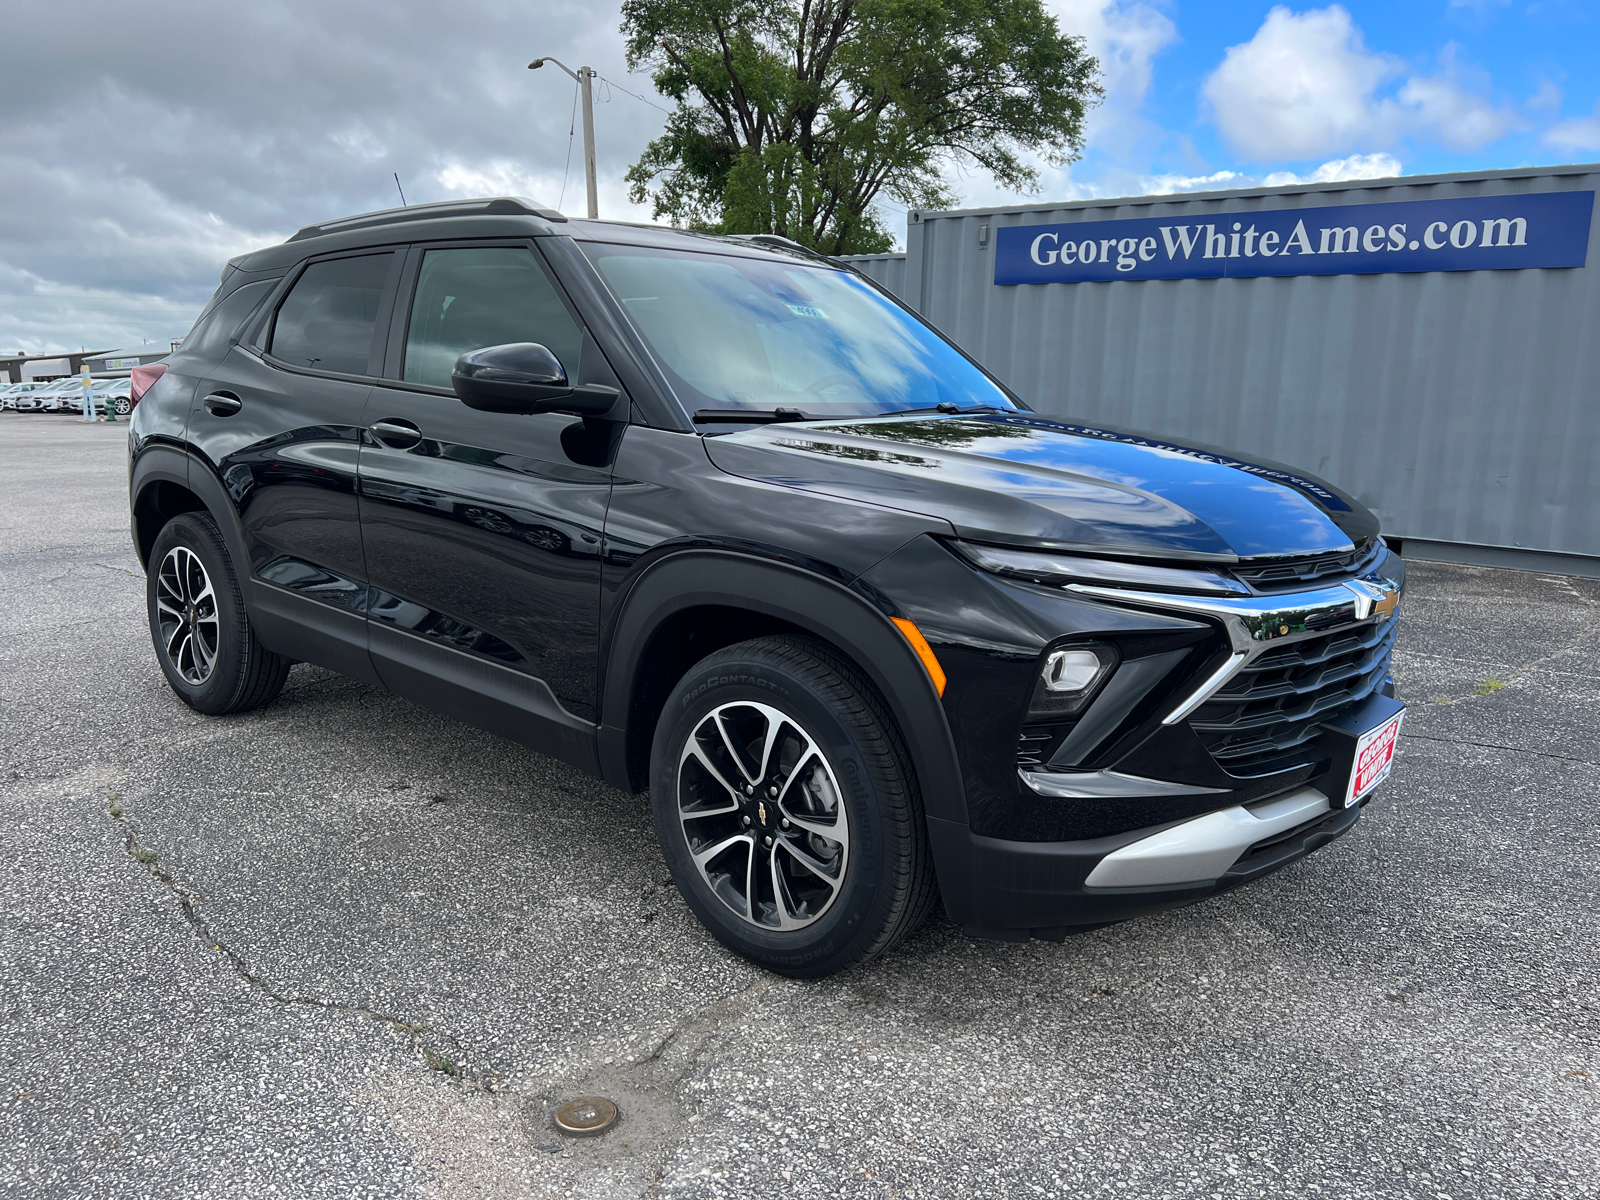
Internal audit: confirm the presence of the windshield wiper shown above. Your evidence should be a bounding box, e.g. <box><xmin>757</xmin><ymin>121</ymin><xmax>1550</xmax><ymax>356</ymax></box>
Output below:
<box><xmin>869</xmin><ymin>403</ymin><xmax>1005</xmax><ymax>418</ymax></box>
<box><xmin>692</xmin><ymin>407</ymin><xmax>811</xmax><ymax>425</ymax></box>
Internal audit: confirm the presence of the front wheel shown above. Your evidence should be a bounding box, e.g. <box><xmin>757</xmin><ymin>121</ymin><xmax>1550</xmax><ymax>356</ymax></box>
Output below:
<box><xmin>146</xmin><ymin>512</ymin><xmax>290</xmax><ymax>714</ymax></box>
<box><xmin>650</xmin><ymin>635</ymin><xmax>937</xmax><ymax>977</ymax></box>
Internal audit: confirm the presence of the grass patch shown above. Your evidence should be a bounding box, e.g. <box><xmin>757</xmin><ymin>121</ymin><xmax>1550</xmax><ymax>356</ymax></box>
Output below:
<box><xmin>132</xmin><ymin>846</ymin><xmax>157</xmax><ymax>865</ymax></box>
<box><xmin>1473</xmin><ymin>678</ymin><xmax>1507</xmax><ymax>695</ymax></box>
<box><xmin>422</xmin><ymin>1049</ymin><xmax>458</xmax><ymax>1077</ymax></box>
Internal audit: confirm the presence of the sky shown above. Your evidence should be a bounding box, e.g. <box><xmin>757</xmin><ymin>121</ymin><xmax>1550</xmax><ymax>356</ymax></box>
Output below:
<box><xmin>2</xmin><ymin>0</ymin><xmax>1596</xmax><ymax>355</ymax></box>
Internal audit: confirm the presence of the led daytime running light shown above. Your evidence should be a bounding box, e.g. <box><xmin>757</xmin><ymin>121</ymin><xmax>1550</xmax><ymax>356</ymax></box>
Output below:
<box><xmin>955</xmin><ymin>541</ymin><xmax>1249</xmax><ymax>596</ymax></box>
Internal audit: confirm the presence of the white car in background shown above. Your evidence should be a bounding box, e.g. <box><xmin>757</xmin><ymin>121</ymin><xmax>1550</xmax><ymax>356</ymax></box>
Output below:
<box><xmin>1</xmin><ymin>382</ymin><xmax>31</xmax><ymax>410</ymax></box>
<box><xmin>34</xmin><ymin>380</ymin><xmax>80</xmax><ymax>413</ymax></box>
<box><xmin>101</xmin><ymin>378</ymin><xmax>136</xmax><ymax>416</ymax></box>
<box><xmin>32</xmin><ymin>381</ymin><xmax>72</xmax><ymax>412</ymax></box>
<box><xmin>7</xmin><ymin>382</ymin><xmax>54</xmax><ymax>412</ymax></box>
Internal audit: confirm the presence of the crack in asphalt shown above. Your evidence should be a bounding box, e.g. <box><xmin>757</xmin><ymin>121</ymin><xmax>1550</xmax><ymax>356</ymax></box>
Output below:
<box><xmin>105</xmin><ymin>803</ymin><xmax>452</xmax><ymax>1055</ymax></box>
<box><xmin>1404</xmin><ymin>733</ymin><xmax>1600</xmax><ymax>769</ymax></box>
<box><xmin>1412</xmin><ymin>571</ymin><xmax>1600</xmax><ymax>707</ymax></box>
<box><xmin>631</xmin><ymin>975</ymin><xmax>776</xmax><ymax>1086</ymax></box>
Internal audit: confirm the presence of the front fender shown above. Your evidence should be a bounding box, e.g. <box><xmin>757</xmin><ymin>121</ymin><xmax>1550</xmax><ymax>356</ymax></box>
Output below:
<box><xmin>597</xmin><ymin>550</ymin><xmax>972</xmax><ymax>904</ymax></box>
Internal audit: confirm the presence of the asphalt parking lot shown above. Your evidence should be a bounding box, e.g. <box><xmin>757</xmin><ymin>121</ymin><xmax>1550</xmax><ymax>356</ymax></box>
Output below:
<box><xmin>2</xmin><ymin>411</ymin><xmax>1597</xmax><ymax>1200</ymax></box>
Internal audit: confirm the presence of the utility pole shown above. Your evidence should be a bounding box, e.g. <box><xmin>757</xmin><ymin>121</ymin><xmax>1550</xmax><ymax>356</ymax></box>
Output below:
<box><xmin>529</xmin><ymin>57</ymin><xmax>598</xmax><ymax>219</ymax></box>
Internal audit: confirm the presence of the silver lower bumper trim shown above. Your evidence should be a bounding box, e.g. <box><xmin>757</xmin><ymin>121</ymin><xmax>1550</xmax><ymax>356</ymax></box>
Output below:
<box><xmin>1083</xmin><ymin>785</ymin><xmax>1332</xmax><ymax>888</ymax></box>
<box><xmin>1018</xmin><ymin>768</ymin><xmax>1226</xmax><ymax>800</ymax></box>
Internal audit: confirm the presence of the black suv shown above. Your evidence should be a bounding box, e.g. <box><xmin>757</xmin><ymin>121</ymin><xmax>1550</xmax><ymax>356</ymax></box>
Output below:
<box><xmin>129</xmin><ymin>197</ymin><xmax>1406</xmax><ymax>976</ymax></box>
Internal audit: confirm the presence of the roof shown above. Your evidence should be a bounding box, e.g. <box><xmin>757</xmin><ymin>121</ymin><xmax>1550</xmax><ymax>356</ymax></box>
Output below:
<box><xmin>229</xmin><ymin>197</ymin><xmax>818</xmax><ymax>275</ymax></box>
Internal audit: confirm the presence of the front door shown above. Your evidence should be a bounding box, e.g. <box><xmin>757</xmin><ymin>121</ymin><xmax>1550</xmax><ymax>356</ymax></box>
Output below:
<box><xmin>358</xmin><ymin>243</ymin><xmax>613</xmax><ymax>758</ymax></box>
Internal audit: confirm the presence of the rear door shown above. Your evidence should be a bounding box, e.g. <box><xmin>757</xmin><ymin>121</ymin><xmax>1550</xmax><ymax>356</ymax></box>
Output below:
<box><xmin>357</xmin><ymin>241</ymin><xmax>614</xmax><ymax>761</ymax></box>
<box><xmin>191</xmin><ymin>250</ymin><xmax>402</xmax><ymax>682</ymax></box>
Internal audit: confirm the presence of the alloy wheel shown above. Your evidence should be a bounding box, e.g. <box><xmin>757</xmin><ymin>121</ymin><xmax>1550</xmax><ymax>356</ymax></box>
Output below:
<box><xmin>155</xmin><ymin>546</ymin><xmax>220</xmax><ymax>685</ymax></box>
<box><xmin>676</xmin><ymin>701</ymin><xmax>850</xmax><ymax>930</ymax></box>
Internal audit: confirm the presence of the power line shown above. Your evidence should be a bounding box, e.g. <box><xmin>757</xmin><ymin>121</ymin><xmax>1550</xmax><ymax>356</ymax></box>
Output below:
<box><xmin>594</xmin><ymin>73</ymin><xmax>672</xmax><ymax>115</ymax></box>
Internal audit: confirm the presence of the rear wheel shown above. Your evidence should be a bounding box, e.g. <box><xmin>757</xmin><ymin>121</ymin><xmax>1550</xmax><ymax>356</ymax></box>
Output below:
<box><xmin>147</xmin><ymin>512</ymin><xmax>290</xmax><ymax>714</ymax></box>
<box><xmin>650</xmin><ymin>635</ymin><xmax>937</xmax><ymax>977</ymax></box>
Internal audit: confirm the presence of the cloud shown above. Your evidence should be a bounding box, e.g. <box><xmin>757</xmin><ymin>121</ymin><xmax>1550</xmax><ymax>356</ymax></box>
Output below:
<box><xmin>1105</xmin><ymin>152</ymin><xmax>1400</xmax><ymax>199</ymax></box>
<box><xmin>1201</xmin><ymin>6</ymin><xmax>1518</xmax><ymax>161</ymax></box>
<box><xmin>1527</xmin><ymin>80</ymin><xmax>1563</xmax><ymax>114</ymax></box>
<box><xmin>1049</xmin><ymin>0</ymin><xmax>1177</xmax><ymax>108</ymax></box>
<box><xmin>1261</xmin><ymin>152</ymin><xmax>1402</xmax><ymax>187</ymax></box>
<box><xmin>0</xmin><ymin>262</ymin><xmax>198</xmax><ymax>356</ymax></box>
<box><xmin>1544</xmin><ymin>102</ymin><xmax>1600</xmax><ymax>153</ymax></box>
<box><xmin>932</xmin><ymin>2</ymin><xmax>1177</xmax><ymax>218</ymax></box>
<box><xmin>0</xmin><ymin>0</ymin><xmax>668</xmax><ymax>353</ymax></box>
<box><xmin>1136</xmin><ymin>169</ymin><xmax>1246</xmax><ymax>194</ymax></box>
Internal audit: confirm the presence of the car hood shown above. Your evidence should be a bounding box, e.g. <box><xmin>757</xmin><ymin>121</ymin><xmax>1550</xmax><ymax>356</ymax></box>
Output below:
<box><xmin>703</xmin><ymin>412</ymin><xmax>1377</xmax><ymax>560</ymax></box>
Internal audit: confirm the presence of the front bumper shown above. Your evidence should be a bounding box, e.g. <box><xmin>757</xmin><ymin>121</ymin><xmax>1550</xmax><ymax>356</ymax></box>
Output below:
<box><xmin>934</xmin><ymin>792</ymin><xmax>1364</xmax><ymax>940</ymax></box>
<box><xmin>936</xmin><ymin>687</ymin><xmax>1402</xmax><ymax>938</ymax></box>
<box><xmin>857</xmin><ymin>534</ymin><xmax>1407</xmax><ymax>935</ymax></box>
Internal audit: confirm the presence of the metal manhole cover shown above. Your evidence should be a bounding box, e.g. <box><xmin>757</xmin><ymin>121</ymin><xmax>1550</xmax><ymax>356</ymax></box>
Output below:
<box><xmin>554</xmin><ymin>1096</ymin><xmax>618</xmax><ymax>1137</ymax></box>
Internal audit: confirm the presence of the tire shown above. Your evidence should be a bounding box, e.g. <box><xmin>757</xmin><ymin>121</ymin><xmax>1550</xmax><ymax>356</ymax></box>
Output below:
<box><xmin>650</xmin><ymin>635</ymin><xmax>938</xmax><ymax>977</ymax></box>
<box><xmin>115</xmin><ymin>396</ymin><xmax>131</xmax><ymax>416</ymax></box>
<box><xmin>146</xmin><ymin>512</ymin><xmax>290</xmax><ymax>715</ymax></box>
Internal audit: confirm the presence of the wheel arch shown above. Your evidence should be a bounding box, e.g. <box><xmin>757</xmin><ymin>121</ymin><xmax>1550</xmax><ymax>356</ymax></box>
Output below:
<box><xmin>130</xmin><ymin>445</ymin><xmax>251</xmax><ymax>576</ymax></box>
<box><xmin>597</xmin><ymin>551</ymin><xmax>969</xmax><ymax>834</ymax></box>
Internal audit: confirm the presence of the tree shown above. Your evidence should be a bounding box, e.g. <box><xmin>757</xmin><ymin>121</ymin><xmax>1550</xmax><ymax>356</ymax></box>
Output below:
<box><xmin>621</xmin><ymin>0</ymin><xmax>1102</xmax><ymax>255</ymax></box>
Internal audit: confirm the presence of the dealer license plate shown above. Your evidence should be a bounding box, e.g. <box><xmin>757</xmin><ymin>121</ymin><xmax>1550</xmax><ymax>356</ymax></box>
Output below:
<box><xmin>1344</xmin><ymin>709</ymin><xmax>1404</xmax><ymax>807</ymax></box>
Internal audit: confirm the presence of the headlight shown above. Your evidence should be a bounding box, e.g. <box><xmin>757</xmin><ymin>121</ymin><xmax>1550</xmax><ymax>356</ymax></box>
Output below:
<box><xmin>953</xmin><ymin>540</ymin><xmax>1250</xmax><ymax>596</ymax></box>
<box><xmin>1028</xmin><ymin>643</ymin><xmax>1118</xmax><ymax>719</ymax></box>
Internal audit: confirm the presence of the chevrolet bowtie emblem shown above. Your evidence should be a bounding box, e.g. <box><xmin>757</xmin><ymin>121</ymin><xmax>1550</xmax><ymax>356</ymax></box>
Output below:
<box><xmin>758</xmin><ymin>802</ymin><xmax>767</xmax><ymax>825</ymax></box>
<box><xmin>1345</xmin><ymin>576</ymin><xmax>1401</xmax><ymax>621</ymax></box>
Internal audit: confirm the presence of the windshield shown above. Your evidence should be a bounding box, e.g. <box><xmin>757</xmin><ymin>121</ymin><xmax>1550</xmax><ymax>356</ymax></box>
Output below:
<box><xmin>581</xmin><ymin>242</ymin><xmax>1017</xmax><ymax>420</ymax></box>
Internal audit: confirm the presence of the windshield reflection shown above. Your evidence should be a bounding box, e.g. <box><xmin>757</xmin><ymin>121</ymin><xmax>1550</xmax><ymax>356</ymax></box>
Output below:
<box><xmin>582</xmin><ymin>243</ymin><xmax>1017</xmax><ymax>419</ymax></box>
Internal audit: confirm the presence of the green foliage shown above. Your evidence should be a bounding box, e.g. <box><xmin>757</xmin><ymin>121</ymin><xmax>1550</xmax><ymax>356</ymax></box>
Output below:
<box><xmin>621</xmin><ymin>0</ymin><xmax>1102</xmax><ymax>254</ymax></box>
<box><xmin>423</xmin><ymin>1049</ymin><xmax>458</xmax><ymax>1077</ymax></box>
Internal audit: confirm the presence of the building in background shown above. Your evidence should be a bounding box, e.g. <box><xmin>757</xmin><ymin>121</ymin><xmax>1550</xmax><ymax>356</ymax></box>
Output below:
<box><xmin>3</xmin><ymin>339</ymin><xmax>182</xmax><ymax>383</ymax></box>
<box><xmin>842</xmin><ymin>163</ymin><xmax>1600</xmax><ymax>577</ymax></box>
<box><xmin>82</xmin><ymin>342</ymin><xmax>181</xmax><ymax>376</ymax></box>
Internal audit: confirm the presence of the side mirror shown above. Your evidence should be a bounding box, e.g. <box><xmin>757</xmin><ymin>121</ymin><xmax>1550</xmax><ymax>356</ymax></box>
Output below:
<box><xmin>451</xmin><ymin>343</ymin><xmax>620</xmax><ymax>416</ymax></box>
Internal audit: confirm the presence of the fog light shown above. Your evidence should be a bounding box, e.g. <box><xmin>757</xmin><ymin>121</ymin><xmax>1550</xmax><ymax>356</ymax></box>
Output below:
<box><xmin>1029</xmin><ymin>644</ymin><xmax>1117</xmax><ymax>720</ymax></box>
<box><xmin>1044</xmin><ymin>649</ymin><xmax>1103</xmax><ymax>691</ymax></box>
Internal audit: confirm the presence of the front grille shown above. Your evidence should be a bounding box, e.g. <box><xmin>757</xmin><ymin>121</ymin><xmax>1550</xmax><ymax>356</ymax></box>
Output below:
<box><xmin>1231</xmin><ymin>538</ymin><xmax>1386</xmax><ymax>592</ymax></box>
<box><xmin>1190</xmin><ymin>612</ymin><xmax>1397</xmax><ymax>774</ymax></box>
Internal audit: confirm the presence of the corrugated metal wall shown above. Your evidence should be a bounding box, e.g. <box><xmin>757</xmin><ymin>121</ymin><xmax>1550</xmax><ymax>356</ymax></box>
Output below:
<box><xmin>838</xmin><ymin>252</ymin><xmax>909</xmax><ymax>302</ymax></box>
<box><xmin>842</xmin><ymin>165</ymin><xmax>1600</xmax><ymax>568</ymax></box>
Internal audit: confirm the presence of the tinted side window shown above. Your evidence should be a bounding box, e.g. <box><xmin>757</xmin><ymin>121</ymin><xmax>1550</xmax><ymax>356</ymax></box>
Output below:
<box><xmin>269</xmin><ymin>253</ymin><xmax>392</xmax><ymax>375</ymax></box>
<box><xmin>402</xmin><ymin>247</ymin><xmax>582</xmax><ymax>389</ymax></box>
<box><xmin>183</xmin><ymin>279</ymin><xmax>277</xmax><ymax>360</ymax></box>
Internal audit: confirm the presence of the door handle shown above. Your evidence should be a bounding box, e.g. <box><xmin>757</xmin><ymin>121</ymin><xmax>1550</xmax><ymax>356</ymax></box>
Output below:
<box><xmin>369</xmin><ymin>418</ymin><xmax>423</xmax><ymax>449</ymax></box>
<box><xmin>202</xmin><ymin>391</ymin><xmax>242</xmax><ymax>417</ymax></box>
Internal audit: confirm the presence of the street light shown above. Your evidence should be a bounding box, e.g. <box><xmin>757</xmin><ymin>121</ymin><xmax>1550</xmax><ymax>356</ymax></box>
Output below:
<box><xmin>529</xmin><ymin>56</ymin><xmax>598</xmax><ymax>219</ymax></box>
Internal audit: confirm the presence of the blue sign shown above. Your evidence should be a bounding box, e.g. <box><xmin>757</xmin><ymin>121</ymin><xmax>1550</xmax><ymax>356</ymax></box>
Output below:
<box><xmin>994</xmin><ymin>190</ymin><xmax>1594</xmax><ymax>285</ymax></box>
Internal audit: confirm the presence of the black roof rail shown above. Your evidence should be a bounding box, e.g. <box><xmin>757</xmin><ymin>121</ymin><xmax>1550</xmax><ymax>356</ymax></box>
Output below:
<box><xmin>287</xmin><ymin>197</ymin><xmax>567</xmax><ymax>243</ymax></box>
<box><xmin>733</xmin><ymin>233</ymin><xmax>830</xmax><ymax>260</ymax></box>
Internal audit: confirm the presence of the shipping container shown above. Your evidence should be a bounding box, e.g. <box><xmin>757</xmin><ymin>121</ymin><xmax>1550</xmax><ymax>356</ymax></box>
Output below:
<box><xmin>840</xmin><ymin>163</ymin><xmax>1600</xmax><ymax>576</ymax></box>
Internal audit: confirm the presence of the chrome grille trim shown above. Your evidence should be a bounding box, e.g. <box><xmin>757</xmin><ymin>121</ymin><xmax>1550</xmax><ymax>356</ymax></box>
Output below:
<box><xmin>1064</xmin><ymin>552</ymin><xmax>1403</xmax><ymax>771</ymax></box>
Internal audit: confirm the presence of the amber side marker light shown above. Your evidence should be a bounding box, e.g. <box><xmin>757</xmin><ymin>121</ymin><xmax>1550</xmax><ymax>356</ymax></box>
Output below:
<box><xmin>891</xmin><ymin>618</ymin><xmax>947</xmax><ymax>697</ymax></box>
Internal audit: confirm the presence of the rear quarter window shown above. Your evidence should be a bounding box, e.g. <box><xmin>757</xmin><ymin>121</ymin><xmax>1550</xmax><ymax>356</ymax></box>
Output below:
<box><xmin>181</xmin><ymin>279</ymin><xmax>278</xmax><ymax>362</ymax></box>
